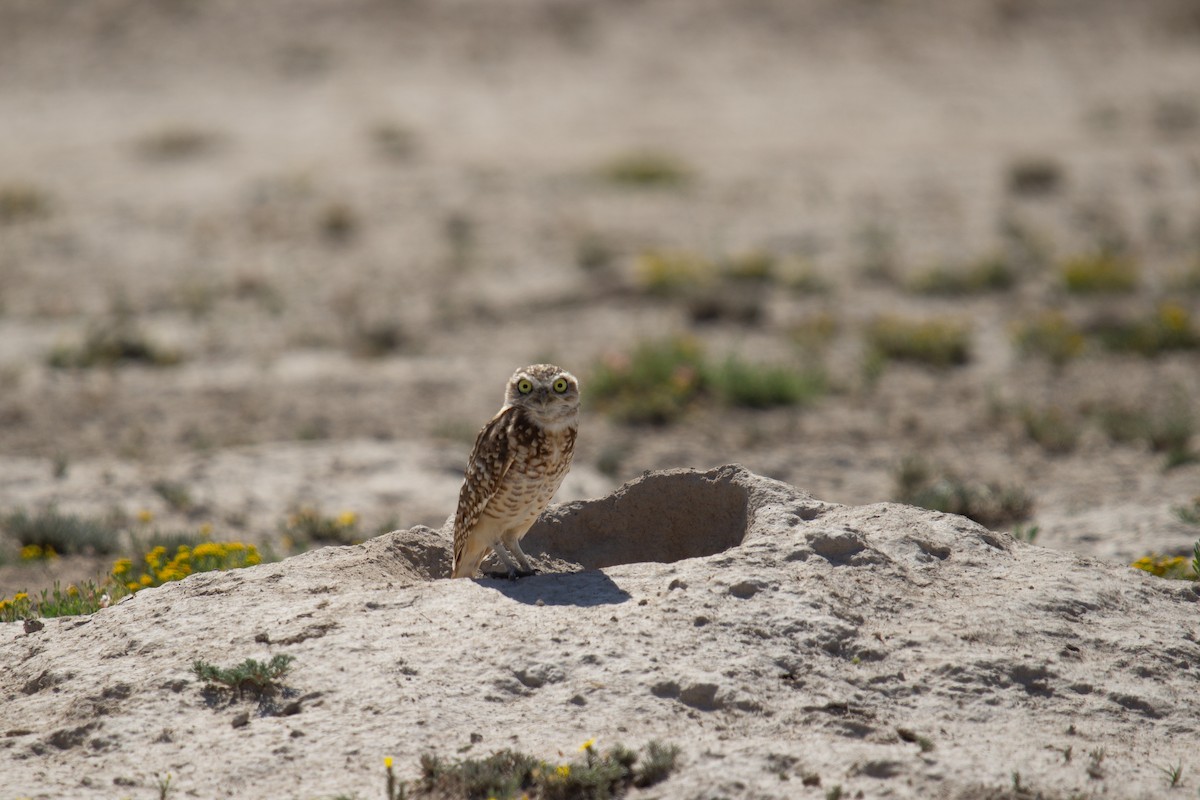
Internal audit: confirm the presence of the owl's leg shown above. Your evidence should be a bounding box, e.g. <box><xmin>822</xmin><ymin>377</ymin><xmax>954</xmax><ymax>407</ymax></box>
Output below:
<box><xmin>500</xmin><ymin>533</ymin><xmax>537</xmax><ymax>576</ymax></box>
<box><xmin>487</xmin><ymin>542</ymin><xmax>522</xmax><ymax>579</ymax></box>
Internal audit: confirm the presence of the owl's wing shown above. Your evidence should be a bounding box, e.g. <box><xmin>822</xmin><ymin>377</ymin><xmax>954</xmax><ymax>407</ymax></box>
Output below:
<box><xmin>452</xmin><ymin>406</ymin><xmax>517</xmax><ymax>568</ymax></box>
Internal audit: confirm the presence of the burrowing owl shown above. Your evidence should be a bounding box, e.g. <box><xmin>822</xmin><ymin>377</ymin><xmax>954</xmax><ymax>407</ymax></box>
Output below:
<box><xmin>451</xmin><ymin>364</ymin><xmax>580</xmax><ymax>579</ymax></box>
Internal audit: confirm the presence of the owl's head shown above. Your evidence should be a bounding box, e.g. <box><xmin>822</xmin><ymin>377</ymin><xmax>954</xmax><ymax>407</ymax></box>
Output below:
<box><xmin>504</xmin><ymin>364</ymin><xmax>581</xmax><ymax>425</ymax></box>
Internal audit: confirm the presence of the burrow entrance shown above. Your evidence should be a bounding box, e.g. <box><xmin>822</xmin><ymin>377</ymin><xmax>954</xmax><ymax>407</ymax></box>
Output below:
<box><xmin>522</xmin><ymin>466</ymin><xmax>751</xmax><ymax>571</ymax></box>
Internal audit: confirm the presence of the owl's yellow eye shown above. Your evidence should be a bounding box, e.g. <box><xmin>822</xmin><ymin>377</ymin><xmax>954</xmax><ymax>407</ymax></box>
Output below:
<box><xmin>553</xmin><ymin>378</ymin><xmax>568</xmax><ymax>393</ymax></box>
<box><xmin>517</xmin><ymin>379</ymin><xmax>533</xmax><ymax>394</ymax></box>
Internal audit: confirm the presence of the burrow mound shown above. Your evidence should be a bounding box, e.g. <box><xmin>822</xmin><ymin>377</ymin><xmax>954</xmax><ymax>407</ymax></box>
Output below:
<box><xmin>360</xmin><ymin>464</ymin><xmax>792</xmax><ymax>582</ymax></box>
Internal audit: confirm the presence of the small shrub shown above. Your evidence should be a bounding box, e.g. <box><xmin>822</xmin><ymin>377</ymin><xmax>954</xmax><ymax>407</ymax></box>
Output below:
<box><xmin>192</xmin><ymin>654</ymin><xmax>294</xmax><ymax>698</ymax></box>
<box><xmin>370</xmin><ymin>122</ymin><xmax>417</xmax><ymax>160</ymax></box>
<box><xmin>1176</xmin><ymin>496</ymin><xmax>1200</xmax><ymax>526</ymax></box>
<box><xmin>1017</xmin><ymin>405</ymin><xmax>1079</xmax><ymax>455</ymax></box>
<box><xmin>412</xmin><ymin>740</ymin><xmax>678</xmax><ymax>800</ymax></box>
<box><xmin>599</xmin><ymin>151</ymin><xmax>691</xmax><ymax>188</ymax></box>
<box><xmin>707</xmin><ymin>356</ymin><xmax>826</xmax><ymax>410</ymax></box>
<box><xmin>151</xmin><ymin>481</ymin><xmax>194</xmax><ymax>514</ymax></box>
<box><xmin>589</xmin><ymin>338</ymin><xmax>706</xmax><ymax>425</ymax></box>
<box><xmin>0</xmin><ymin>183</ymin><xmax>51</xmax><ymax>223</ymax></box>
<box><xmin>1012</xmin><ymin>312</ymin><xmax>1085</xmax><ymax>366</ymax></box>
<box><xmin>907</xmin><ymin>256</ymin><xmax>1016</xmax><ymax>295</ymax></box>
<box><xmin>789</xmin><ymin>313</ymin><xmax>840</xmax><ymax>354</ymax></box>
<box><xmin>1060</xmin><ymin>252</ymin><xmax>1138</xmax><ymax>294</ymax></box>
<box><xmin>135</xmin><ymin>126</ymin><xmax>220</xmax><ymax>160</ymax></box>
<box><xmin>1089</xmin><ymin>302</ymin><xmax>1200</xmax><ymax>356</ymax></box>
<box><xmin>721</xmin><ymin>251</ymin><xmax>776</xmax><ymax>283</ymax></box>
<box><xmin>894</xmin><ymin>458</ymin><xmax>1034</xmax><ymax>528</ymax></box>
<box><xmin>47</xmin><ymin>318</ymin><xmax>181</xmax><ymax>369</ymax></box>
<box><xmin>632</xmin><ymin>250</ymin><xmax>714</xmax><ymax>296</ymax></box>
<box><xmin>1007</xmin><ymin>157</ymin><xmax>1064</xmax><ymax>196</ymax></box>
<box><xmin>0</xmin><ymin>581</ymin><xmax>110</xmax><ymax>622</ymax></box>
<box><xmin>866</xmin><ymin>316</ymin><xmax>971</xmax><ymax>368</ymax></box>
<box><xmin>3</xmin><ymin>508</ymin><xmax>120</xmax><ymax>556</ymax></box>
<box><xmin>281</xmin><ymin>508</ymin><xmax>363</xmax><ymax>548</ymax></box>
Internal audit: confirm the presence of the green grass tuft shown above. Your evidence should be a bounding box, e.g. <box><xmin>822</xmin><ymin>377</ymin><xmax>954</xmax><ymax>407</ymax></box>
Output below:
<box><xmin>1060</xmin><ymin>251</ymin><xmax>1138</xmax><ymax>294</ymax></box>
<box><xmin>589</xmin><ymin>338</ymin><xmax>707</xmax><ymax>425</ymax></box>
<box><xmin>598</xmin><ymin>151</ymin><xmax>692</xmax><ymax>188</ymax></box>
<box><xmin>906</xmin><ymin>256</ymin><xmax>1016</xmax><ymax>296</ymax></box>
<box><xmin>866</xmin><ymin>316</ymin><xmax>971</xmax><ymax>368</ymax></box>
<box><xmin>707</xmin><ymin>356</ymin><xmax>826</xmax><ymax>410</ymax></box>
<box><xmin>895</xmin><ymin>457</ymin><xmax>1034</xmax><ymax>528</ymax></box>
<box><xmin>3</xmin><ymin>507</ymin><xmax>121</xmax><ymax>556</ymax></box>
<box><xmin>1012</xmin><ymin>311</ymin><xmax>1085</xmax><ymax>366</ymax></box>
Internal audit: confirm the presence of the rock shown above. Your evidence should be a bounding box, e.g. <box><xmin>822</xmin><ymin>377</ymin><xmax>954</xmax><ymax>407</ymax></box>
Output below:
<box><xmin>230</xmin><ymin>713</ymin><xmax>249</xmax><ymax>729</ymax></box>
<box><xmin>1</xmin><ymin>465</ymin><xmax>1197</xmax><ymax>799</ymax></box>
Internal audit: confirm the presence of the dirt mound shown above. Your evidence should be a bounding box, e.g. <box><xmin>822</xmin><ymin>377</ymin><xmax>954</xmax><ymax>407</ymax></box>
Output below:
<box><xmin>2</xmin><ymin>467</ymin><xmax>1197</xmax><ymax>799</ymax></box>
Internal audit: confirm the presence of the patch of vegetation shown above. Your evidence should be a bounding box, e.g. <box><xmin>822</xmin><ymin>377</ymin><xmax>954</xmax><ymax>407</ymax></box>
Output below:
<box><xmin>789</xmin><ymin>312</ymin><xmax>840</xmax><ymax>354</ymax></box>
<box><xmin>1060</xmin><ymin>251</ymin><xmax>1138</xmax><ymax>294</ymax></box>
<box><xmin>0</xmin><ymin>183</ymin><xmax>51</xmax><ymax>223</ymax></box>
<box><xmin>1012</xmin><ymin>312</ymin><xmax>1085</xmax><ymax>366</ymax></box>
<box><xmin>1093</xmin><ymin>394</ymin><xmax>1196</xmax><ymax>467</ymax></box>
<box><xmin>0</xmin><ymin>581</ymin><xmax>110</xmax><ymax>622</ymax></box>
<box><xmin>589</xmin><ymin>338</ymin><xmax>707</xmax><ymax>424</ymax></box>
<box><xmin>410</xmin><ymin>739</ymin><xmax>679</xmax><ymax>799</ymax></box>
<box><xmin>598</xmin><ymin>151</ymin><xmax>692</xmax><ymax>188</ymax></box>
<box><xmin>192</xmin><ymin>654</ymin><xmax>294</xmax><ymax>698</ymax></box>
<box><xmin>135</xmin><ymin>126</ymin><xmax>221</xmax><ymax>160</ymax></box>
<box><xmin>370</xmin><ymin>121</ymin><xmax>418</xmax><ymax>160</ymax></box>
<box><xmin>3</xmin><ymin>507</ymin><xmax>121</xmax><ymax>556</ymax></box>
<box><xmin>906</xmin><ymin>256</ymin><xmax>1016</xmax><ymax>295</ymax></box>
<box><xmin>0</xmin><ymin>539</ymin><xmax>264</xmax><ymax>622</ymax></box>
<box><xmin>280</xmin><ymin>508</ymin><xmax>363</xmax><ymax>549</ymax></box>
<box><xmin>1131</xmin><ymin>542</ymin><xmax>1200</xmax><ymax>581</ymax></box>
<box><xmin>707</xmin><ymin>356</ymin><xmax>826</xmax><ymax>411</ymax></box>
<box><xmin>151</xmin><ymin>481</ymin><xmax>194</xmax><ymax>514</ymax></box>
<box><xmin>632</xmin><ymin>250</ymin><xmax>714</xmax><ymax>296</ymax></box>
<box><xmin>47</xmin><ymin>317</ymin><xmax>182</xmax><ymax>369</ymax></box>
<box><xmin>1017</xmin><ymin>405</ymin><xmax>1079</xmax><ymax>455</ymax></box>
<box><xmin>1176</xmin><ymin>496</ymin><xmax>1200</xmax><ymax>526</ymax></box>
<box><xmin>1006</xmin><ymin>157</ymin><xmax>1064</xmax><ymax>197</ymax></box>
<box><xmin>1088</xmin><ymin>302</ymin><xmax>1200</xmax><ymax>356</ymax></box>
<box><xmin>865</xmin><ymin>316</ymin><xmax>971</xmax><ymax>368</ymax></box>
<box><xmin>895</xmin><ymin>457</ymin><xmax>1034</xmax><ymax>528</ymax></box>
<box><xmin>590</xmin><ymin>338</ymin><xmax>825</xmax><ymax>424</ymax></box>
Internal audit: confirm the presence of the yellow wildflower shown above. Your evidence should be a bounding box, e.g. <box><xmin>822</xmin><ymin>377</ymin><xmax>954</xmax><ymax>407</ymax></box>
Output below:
<box><xmin>19</xmin><ymin>544</ymin><xmax>42</xmax><ymax>560</ymax></box>
<box><xmin>137</xmin><ymin>509</ymin><xmax>154</xmax><ymax>524</ymax></box>
<box><xmin>139</xmin><ymin>574</ymin><xmax>154</xmax><ymax>587</ymax></box>
<box><xmin>113</xmin><ymin>558</ymin><xmax>133</xmax><ymax>576</ymax></box>
<box><xmin>126</xmin><ymin>581</ymin><xmax>140</xmax><ymax>592</ymax></box>
<box><xmin>384</xmin><ymin>756</ymin><xmax>393</xmax><ymax>769</ymax></box>
<box><xmin>557</xmin><ymin>765</ymin><xmax>571</xmax><ymax>778</ymax></box>
<box><xmin>67</xmin><ymin>585</ymin><xmax>79</xmax><ymax>597</ymax></box>
<box><xmin>193</xmin><ymin>542</ymin><xmax>224</xmax><ymax>559</ymax></box>
<box><xmin>336</xmin><ymin>510</ymin><xmax>359</xmax><ymax>528</ymax></box>
<box><xmin>0</xmin><ymin>600</ymin><xmax>9</xmax><ymax>611</ymax></box>
<box><xmin>14</xmin><ymin>592</ymin><xmax>28</xmax><ymax>602</ymax></box>
<box><xmin>579</xmin><ymin>738</ymin><xmax>595</xmax><ymax>752</ymax></box>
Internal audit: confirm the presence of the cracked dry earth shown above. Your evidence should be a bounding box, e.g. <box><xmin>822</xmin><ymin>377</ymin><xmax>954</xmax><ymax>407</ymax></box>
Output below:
<box><xmin>2</xmin><ymin>466</ymin><xmax>1198</xmax><ymax>799</ymax></box>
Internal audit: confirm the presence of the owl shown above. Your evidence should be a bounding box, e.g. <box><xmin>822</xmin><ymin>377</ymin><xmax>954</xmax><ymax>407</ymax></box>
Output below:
<box><xmin>451</xmin><ymin>364</ymin><xmax>580</xmax><ymax>579</ymax></box>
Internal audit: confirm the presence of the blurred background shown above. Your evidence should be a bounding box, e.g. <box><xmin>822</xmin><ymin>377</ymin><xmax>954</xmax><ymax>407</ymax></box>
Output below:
<box><xmin>2</xmin><ymin>0</ymin><xmax>1199</xmax><ymax>596</ymax></box>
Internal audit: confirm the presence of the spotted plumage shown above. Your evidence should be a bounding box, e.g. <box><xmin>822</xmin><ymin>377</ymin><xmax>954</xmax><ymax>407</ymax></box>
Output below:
<box><xmin>451</xmin><ymin>364</ymin><xmax>580</xmax><ymax>579</ymax></box>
